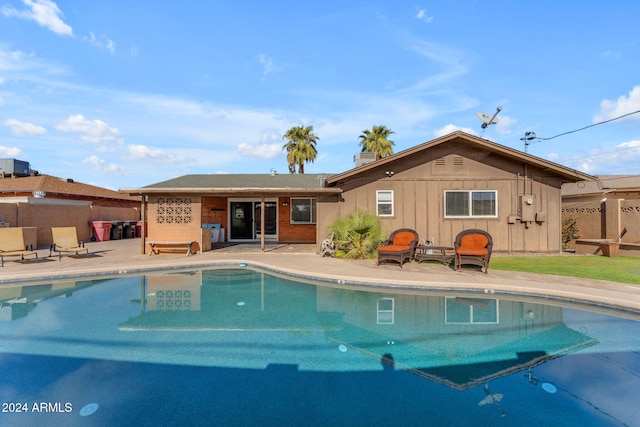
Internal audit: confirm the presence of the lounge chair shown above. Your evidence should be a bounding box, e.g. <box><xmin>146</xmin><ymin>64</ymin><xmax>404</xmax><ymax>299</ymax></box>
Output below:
<box><xmin>50</xmin><ymin>227</ymin><xmax>89</xmax><ymax>261</ymax></box>
<box><xmin>454</xmin><ymin>229</ymin><xmax>493</xmax><ymax>273</ymax></box>
<box><xmin>377</xmin><ymin>228</ymin><xmax>419</xmax><ymax>268</ymax></box>
<box><xmin>0</xmin><ymin>227</ymin><xmax>39</xmax><ymax>267</ymax></box>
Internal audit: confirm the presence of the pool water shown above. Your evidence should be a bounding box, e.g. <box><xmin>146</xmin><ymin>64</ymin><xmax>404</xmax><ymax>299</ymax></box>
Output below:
<box><xmin>1</xmin><ymin>268</ymin><xmax>639</xmax><ymax>426</ymax></box>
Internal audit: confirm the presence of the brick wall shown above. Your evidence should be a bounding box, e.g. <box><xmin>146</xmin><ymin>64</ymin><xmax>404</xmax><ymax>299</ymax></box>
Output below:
<box><xmin>201</xmin><ymin>196</ymin><xmax>228</xmax><ymax>230</ymax></box>
<box><xmin>277</xmin><ymin>197</ymin><xmax>316</xmax><ymax>242</ymax></box>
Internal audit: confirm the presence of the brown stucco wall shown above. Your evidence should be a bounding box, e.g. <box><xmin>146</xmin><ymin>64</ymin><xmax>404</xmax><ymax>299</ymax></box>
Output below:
<box><xmin>0</xmin><ymin>201</ymin><xmax>140</xmax><ymax>247</ymax></box>
<box><xmin>146</xmin><ymin>194</ymin><xmax>204</xmax><ymax>253</ymax></box>
<box><xmin>564</xmin><ymin>197</ymin><xmax>640</xmax><ymax>246</ymax></box>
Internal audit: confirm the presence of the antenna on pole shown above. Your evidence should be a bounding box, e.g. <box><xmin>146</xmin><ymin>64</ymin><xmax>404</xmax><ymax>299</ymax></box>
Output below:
<box><xmin>520</xmin><ymin>131</ymin><xmax>537</xmax><ymax>153</ymax></box>
<box><xmin>476</xmin><ymin>106</ymin><xmax>502</xmax><ymax>131</ymax></box>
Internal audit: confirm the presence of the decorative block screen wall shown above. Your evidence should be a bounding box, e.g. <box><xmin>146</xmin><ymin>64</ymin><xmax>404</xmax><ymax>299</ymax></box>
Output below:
<box><xmin>156</xmin><ymin>197</ymin><xmax>193</xmax><ymax>224</ymax></box>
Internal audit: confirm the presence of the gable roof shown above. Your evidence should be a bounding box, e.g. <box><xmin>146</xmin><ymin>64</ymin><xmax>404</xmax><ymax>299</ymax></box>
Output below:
<box><xmin>122</xmin><ymin>173</ymin><xmax>342</xmax><ymax>195</ymax></box>
<box><xmin>562</xmin><ymin>175</ymin><xmax>640</xmax><ymax>198</ymax></box>
<box><xmin>326</xmin><ymin>131</ymin><xmax>595</xmax><ymax>185</ymax></box>
<box><xmin>0</xmin><ymin>174</ymin><xmax>139</xmax><ymax>201</ymax></box>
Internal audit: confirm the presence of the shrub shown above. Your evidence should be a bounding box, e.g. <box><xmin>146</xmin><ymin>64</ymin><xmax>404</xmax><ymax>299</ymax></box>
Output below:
<box><xmin>329</xmin><ymin>210</ymin><xmax>386</xmax><ymax>259</ymax></box>
<box><xmin>562</xmin><ymin>216</ymin><xmax>580</xmax><ymax>249</ymax></box>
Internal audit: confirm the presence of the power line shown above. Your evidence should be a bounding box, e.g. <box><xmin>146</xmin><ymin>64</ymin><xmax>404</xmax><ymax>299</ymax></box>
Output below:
<box><xmin>534</xmin><ymin>108</ymin><xmax>640</xmax><ymax>142</ymax></box>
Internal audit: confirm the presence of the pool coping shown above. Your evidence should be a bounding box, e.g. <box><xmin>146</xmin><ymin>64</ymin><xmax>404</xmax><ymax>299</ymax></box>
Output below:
<box><xmin>1</xmin><ymin>238</ymin><xmax>639</xmax><ymax>317</ymax></box>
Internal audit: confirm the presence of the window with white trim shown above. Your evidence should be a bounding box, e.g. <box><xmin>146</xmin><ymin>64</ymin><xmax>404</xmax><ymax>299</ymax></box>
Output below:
<box><xmin>376</xmin><ymin>190</ymin><xmax>394</xmax><ymax>216</ymax></box>
<box><xmin>445</xmin><ymin>190</ymin><xmax>497</xmax><ymax>218</ymax></box>
<box><xmin>290</xmin><ymin>198</ymin><xmax>316</xmax><ymax>224</ymax></box>
<box><xmin>377</xmin><ymin>298</ymin><xmax>395</xmax><ymax>324</ymax></box>
<box><xmin>445</xmin><ymin>297</ymin><xmax>499</xmax><ymax>324</ymax></box>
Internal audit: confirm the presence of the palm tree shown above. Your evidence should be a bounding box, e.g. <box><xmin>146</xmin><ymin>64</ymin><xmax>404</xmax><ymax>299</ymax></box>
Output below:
<box><xmin>329</xmin><ymin>210</ymin><xmax>386</xmax><ymax>259</ymax></box>
<box><xmin>358</xmin><ymin>125</ymin><xmax>395</xmax><ymax>160</ymax></box>
<box><xmin>282</xmin><ymin>125</ymin><xmax>319</xmax><ymax>174</ymax></box>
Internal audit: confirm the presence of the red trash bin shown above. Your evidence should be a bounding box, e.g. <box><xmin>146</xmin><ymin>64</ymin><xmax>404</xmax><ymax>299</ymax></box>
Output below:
<box><xmin>89</xmin><ymin>221</ymin><xmax>112</xmax><ymax>241</ymax></box>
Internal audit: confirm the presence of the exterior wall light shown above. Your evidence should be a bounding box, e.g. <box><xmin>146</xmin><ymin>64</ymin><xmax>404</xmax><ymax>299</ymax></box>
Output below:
<box><xmin>385</xmin><ymin>170</ymin><xmax>394</xmax><ymax>177</ymax></box>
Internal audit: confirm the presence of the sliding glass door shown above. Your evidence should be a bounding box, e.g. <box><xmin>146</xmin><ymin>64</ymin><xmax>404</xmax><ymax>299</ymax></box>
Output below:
<box><xmin>229</xmin><ymin>200</ymin><xmax>277</xmax><ymax>241</ymax></box>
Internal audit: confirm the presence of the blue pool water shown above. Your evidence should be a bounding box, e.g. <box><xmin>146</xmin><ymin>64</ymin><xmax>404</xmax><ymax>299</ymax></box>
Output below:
<box><xmin>1</xmin><ymin>268</ymin><xmax>639</xmax><ymax>426</ymax></box>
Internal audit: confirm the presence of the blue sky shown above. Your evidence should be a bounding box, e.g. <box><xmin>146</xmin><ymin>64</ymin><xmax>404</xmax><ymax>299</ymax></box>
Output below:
<box><xmin>1</xmin><ymin>1</ymin><xmax>639</xmax><ymax>190</ymax></box>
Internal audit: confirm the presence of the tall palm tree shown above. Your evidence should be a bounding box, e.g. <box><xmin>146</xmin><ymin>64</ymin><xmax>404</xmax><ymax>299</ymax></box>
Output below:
<box><xmin>358</xmin><ymin>125</ymin><xmax>395</xmax><ymax>160</ymax></box>
<box><xmin>282</xmin><ymin>125</ymin><xmax>319</xmax><ymax>174</ymax></box>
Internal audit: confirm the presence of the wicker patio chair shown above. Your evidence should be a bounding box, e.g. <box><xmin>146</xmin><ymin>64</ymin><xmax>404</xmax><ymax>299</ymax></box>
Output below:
<box><xmin>454</xmin><ymin>229</ymin><xmax>493</xmax><ymax>273</ymax></box>
<box><xmin>376</xmin><ymin>228</ymin><xmax>419</xmax><ymax>268</ymax></box>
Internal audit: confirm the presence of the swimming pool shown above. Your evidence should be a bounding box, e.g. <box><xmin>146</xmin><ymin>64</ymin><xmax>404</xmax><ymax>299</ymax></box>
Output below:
<box><xmin>1</xmin><ymin>268</ymin><xmax>638</xmax><ymax>426</ymax></box>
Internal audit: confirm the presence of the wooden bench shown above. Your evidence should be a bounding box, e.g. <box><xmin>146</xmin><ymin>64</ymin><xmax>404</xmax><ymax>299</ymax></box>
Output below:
<box><xmin>147</xmin><ymin>241</ymin><xmax>195</xmax><ymax>256</ymax></box>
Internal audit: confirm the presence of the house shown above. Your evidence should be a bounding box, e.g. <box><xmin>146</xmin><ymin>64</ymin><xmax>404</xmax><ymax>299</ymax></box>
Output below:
<box><xmin>122</xmin><ymin>173</ymin><xmax>341</xmax><ymax>253</ymax></box>
<box><xmin>562</xmin><ymin>175</ymin><xmax>640</xmax><ymax>256</ymax></box>
<box><xmin>0</xmin><ymin>170</ymin><xmax>141</xmax><ymax>246</ymax></box>
<box><xmin>123</xmin><ymin>131</ymin><xmax>594</xmax><ymax>254</ymax></box>
<box><xmin>320</xmin><ymin>131</ymin><xmax>594</xmax><ymax>253</ymax></box>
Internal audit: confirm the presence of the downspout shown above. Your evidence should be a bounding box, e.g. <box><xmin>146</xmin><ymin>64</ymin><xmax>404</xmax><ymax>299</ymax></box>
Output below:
<box><xmin>260</xmin><ymin>196</ymin><xmax>265</xmax><ymax>252</ymax></box>
<box><xmin>140</xmin><ymin>194</ymin><xmax>147</xmax><ymax>254</ymax></box>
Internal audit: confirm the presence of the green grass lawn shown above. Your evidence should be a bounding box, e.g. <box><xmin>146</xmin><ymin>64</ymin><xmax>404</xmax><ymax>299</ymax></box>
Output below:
<box><xmin>491</xmin><ymin>255</ymin><xmax>640</xmax><ymax>285</ymax></box>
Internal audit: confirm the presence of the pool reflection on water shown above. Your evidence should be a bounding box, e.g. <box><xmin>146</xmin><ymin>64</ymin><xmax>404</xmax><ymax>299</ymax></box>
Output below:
<box><xmin>1</xmin><ymin>268</ymin><xmax>638</xmax><ymax>426</ymax></box>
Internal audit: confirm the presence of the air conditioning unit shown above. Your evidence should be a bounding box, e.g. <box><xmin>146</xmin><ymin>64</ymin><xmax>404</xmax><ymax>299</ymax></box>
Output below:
<box><xmin>355</xmin><ymin>152</ymin><xmax>376</xmax><ymax>167</ymax></box>
<box><xmin>0</xmin><ymin>158</ymin><xmax>30</xmax><ymax>177</ymax></box>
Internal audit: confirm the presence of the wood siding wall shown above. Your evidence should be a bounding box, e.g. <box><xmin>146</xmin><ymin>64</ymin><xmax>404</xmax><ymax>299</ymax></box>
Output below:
<box><xmin>319</xmin><ymin>143</ymin><xmax>565</xmax><ymax>253</ymax></box>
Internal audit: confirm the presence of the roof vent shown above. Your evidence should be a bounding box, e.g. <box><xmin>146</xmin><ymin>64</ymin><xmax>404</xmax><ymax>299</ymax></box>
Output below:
<box><xmin>270</xmin><ymin>168</ymin><xmax>277</xmax><ymax>176</ymax></box>
<box><xmin>67</xmin><ymin>178</ymin><xmax>74</xmax><ymax>183</ymax></box>
<box><xmin>355</xmin><ymin>152</ymin><xmax>376</xmax><ymax>167</ymax></box>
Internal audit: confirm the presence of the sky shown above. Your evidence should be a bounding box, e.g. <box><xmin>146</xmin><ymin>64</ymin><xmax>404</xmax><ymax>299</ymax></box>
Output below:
<box><xmin>1</xmin><ymin>1</ymin><xmax>639</xmax><ymax>191</ymax></box>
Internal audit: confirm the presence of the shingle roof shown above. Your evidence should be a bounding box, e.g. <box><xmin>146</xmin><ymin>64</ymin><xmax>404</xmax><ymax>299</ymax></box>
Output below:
<box><xmin>562</xmin><ymin>175</ymin><xmax>640</xmax><ymax>197</ymax></box>
<box><xmin>121</xmin><ymin>173</ymin><xmax>341</xmax><ymax>195</ymax></box>
<box><xmin>144</xmin><ymin>173</ymin><xmax>333</xmax><ymax>189</ymax></box>
<box><xmin>326</xmin><ymin>131</ymin><xmax>595</xmax><ymax>185</ymax></box>
<box><xmin>0</xmin><ymin>174</ymin><xmax>139</xmax><ymax>201</ymax></box>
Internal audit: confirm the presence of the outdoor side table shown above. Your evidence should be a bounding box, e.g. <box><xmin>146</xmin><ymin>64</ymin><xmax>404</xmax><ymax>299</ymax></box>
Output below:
<box><xmin>414</xmin><ymin>245</ymin><xmax>454</xmax><ymax>265</ymax></box>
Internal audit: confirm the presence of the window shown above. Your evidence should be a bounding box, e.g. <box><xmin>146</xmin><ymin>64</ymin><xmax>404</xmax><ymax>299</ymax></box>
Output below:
<box><xmin>377</xmin><ymin>298</ymin><xmax>395</xmax><ymax>324</ymax></box>
<box><xmin>445</xmin><ymin>190</ymin><xmax>497</xmax><ymax>218</ymax></box>
<box><xmin>377</xmin><ymin>190</ymin><xmax>394</xmax><ymax>216</ymax></box>
<box><xmin>290</xmin><ymin>198</ymin><xmax>316</xmax><ymax>224</ymax></box>
<box><xmin>445</xmin><ymin>297</ymin><xmax>499</xmax><ymax>324</ymax></box>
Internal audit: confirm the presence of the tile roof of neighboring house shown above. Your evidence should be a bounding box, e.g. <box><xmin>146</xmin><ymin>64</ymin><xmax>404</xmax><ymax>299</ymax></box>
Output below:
<box><xmin>562</xmin><ymin>175</ymin><xmax>640</xmax><ymax>197</ymax></box>
<box><xmin>0</xmin><ymin>174</ymin><xmax>140</xmax><ymax>201</ymax></box>
<box><xmin>326</xmin><ymin>131</ymin><xmax>595</xmax><ymax>185</ymax></box>
<box><xmin>122</xmin><ymin>173</ymin><xmax>341</xmax><ymax>195</ymax></box>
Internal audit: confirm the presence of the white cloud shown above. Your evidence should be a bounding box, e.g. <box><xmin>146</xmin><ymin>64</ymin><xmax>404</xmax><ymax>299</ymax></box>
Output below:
<box><xmin>81</xmin><ymin>155</ymin><xmax>123</xmax><ymax>173</ymax></box>
<box><xmin>127</xmin><ymin>144</ymin><xmax>187</xmax><ymax>163</ymax></box>
<box><xmin>415</xmin><ymin>8</ymin><xmax>434</xmax><ymax>23</ymax></box>
<box><xmin>495</xmin><ymin>115</ymin><xmax>515</xmax><ymax>135</ymax></box>
<box><xmin>1</xmin><ymin>0</ymin><xmax>72</xmax><ymax>36</ymax></box>
<box><xmin>56</xmin><ymin>114</ymin><xmax>120</xmax><ymax>143</ymax></box>
<box><xmin>82</xmin><ymin>32</ymin><xmax>116</xmax><ymax>54</ymax></box>
<box><xmin>0</xmin><ymin>95</ymin><xmax>4</xmax><ymax>105</ymax></box>
<box><xmin>0</xmin><ymin>145</ymin><xmax>23</xmax><ymax>157</ymax></box>
<box><xmin>237</xmin><ymin>142</ymin><xmax>282</xmax><ymax>159</ymax></box>
<box><xmin>3</xmin><ymin>118</ymin><xmax>47</xmax><ymax>136</ymax></box>
<box><xmin>258</xmin><ymin>54</ymin><xmax>280</xmax><ymax>76</ymax></box>
<box><xmin>402</xmin><ymin>39</ymin><xmax>470</xmax><ymax>93</ymax></box>
<box><xmin>433</xmin><ymin>124</ymin><xmax>478</xmax><ymax>138</ymax></box>
<box><xmin>560</xmin><ymin>140</ymin><xmax>640</xmax><ymax>174</ymax></box>
<box><xmin>594</xmin><ymin>86</ymin><xmax>640</xmax><ymax>122</ymax></box>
